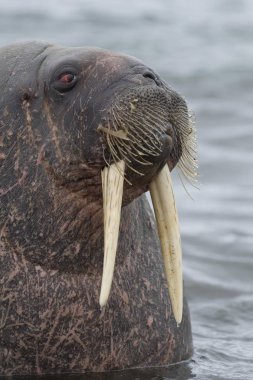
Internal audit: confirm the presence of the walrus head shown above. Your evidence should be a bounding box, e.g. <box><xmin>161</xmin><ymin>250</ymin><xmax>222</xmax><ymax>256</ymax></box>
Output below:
<box><xmin>0</xmin><ymin>42</ymin><xmax>197</xmax><ymax>325</ymax></box>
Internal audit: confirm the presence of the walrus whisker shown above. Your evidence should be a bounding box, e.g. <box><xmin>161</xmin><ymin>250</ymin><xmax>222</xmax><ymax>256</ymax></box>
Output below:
<box><xmin>176</xmin><ymin>171</ymin><xmax>196</xmax><ymax>201</ymax></box>
<box><xmin>112</xmin><ymin>137</ymin><xmax>148</xmax><ymax>170</ymax></box>
<box><xmin>120</xmin><ymin>139</ymin><xmax>155</xmax><ymax>161</ymax></box>
<box><xmin>142</xmin><ymin>108</ymin><xmax>169</xmax><ymax>128</ymax></box>
<box><xmin>177</xmin><ymin>169</ymin><xmax>200</xmax><ymax>194</ymax></box>
<box><xmin>105</xmin><ymin>135</ymin><xmax>119</xmax><ymax>166</ymax></box>
<box><xmin>98</xmin><ymin>118</ymin><xmax>150</xmax><ymax>176</ymax></box>
<box><xmin>129</xmin><ymin>119</ymin><xmax>163</xmax><ymax>145</ymax></box>
<box><xmin>123</xmin><ymin>110</ymin><xmax>165</xmax><ymax>140</ymax></box>
<box><xmin>113</xmin><ymin>138</ymin><xmax>142</xmax><ymax>158</ymax></box>
<box><xmin>167</xmin><ymin>109</ymin><xmax>198</xmax><ymax>184</ymax></box>
<box><xmin>121</xmin><ymin>122</ymin><xmax>163</xmax><ymax>154</ymax></box>
<box><xmin>178</xmin><ymin>162</ymin><xmax>198</xmax><ymax>181</ymax></box>
<box><xmin>107</xmin><ymin>135</ymin><xmax>145</xmax><ymax>178</ymax></box>
<box><xmin>111</xmin><ymin>141</ymin><xmax>133</xmax><ymax>164</ymax></box>
<box><xmin>105</xmin><ymin>148</ymin><xmax>127</xmax><ymax>181</ymax></box>
<box><xmin>111</xmin><ymin>113</ymin><xmax>162</xmax><ymax>155</ymax></box>
<box><xmin>113</xmin><ymin>150</ymin><xmax>146</xmax><ymax>177</ymax></box>
<box><xmin>180</xmin><ymin>158</ymin><xmax>198</xmax><ymax>175</ymax></box>
<box><xmin>127</xmin><ymin>137</ymin><xmax>160</xmax><ymax>158</ymax></box>
<box><xmin>179</xmin><ymin>165</ymin><xmax>198</xmax><ymax>181</ymax></box>
<box><xmin>124</xmin><ymin>115</ymin><xmax>164</xmax><ymax>150</ymax></box>
<box><xmin>97</xmin><ymin>125</ymin><xmax>129</xmax><ymax>140</ymax></box>
<box><xmin>109</xmin><ymin>123</ymin><xmax>163</xmax><ymax>165</ymax></box>
<box><xmin>178</xmin><ymin>157</ymin><xmax>198</xmax><ymax>184</ymax></box>
<box><xmin>106</xmin><ymin>137</ymin><xmax>122</xmax><ymax>165</ymax></box>
<box><xmin>114</xmin><ymin>138</ymin><xmax>153</xmax><ymax>166</ymax></box>
<box><xmin>125</xmin><ymin>130</ymin><xmax>161</xmax><ymax>157</ymax></box>
<box><xmin>178</xmin><ymin>137</ymin><xmax>198</xmax><ymax>183</ymax></box>
<box><xmin>112</xmin><ymin>108</ymin><xmax>128</xmax><ymax>133</ymax></box>
<box><xmin>116</xmin><ymin>156</ymin><xmax>146</xmax><ymax>177</ymax></box>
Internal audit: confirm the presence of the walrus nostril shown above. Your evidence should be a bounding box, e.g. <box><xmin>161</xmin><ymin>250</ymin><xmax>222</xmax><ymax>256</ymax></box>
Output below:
<box><xmin>142</xmin><ymin>71</ymin><xmax>162</xmax><ymax>87</ymax></box>
<box><xmin>143</xmin><ymin>71</ymin><xmax>157</xmax><ymax>82</ymax></box>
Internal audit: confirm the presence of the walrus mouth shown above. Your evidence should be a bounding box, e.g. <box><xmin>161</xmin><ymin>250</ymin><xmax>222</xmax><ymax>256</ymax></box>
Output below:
<box><xmin>98</xmin><ymin>86</ymin><xmax>197</xmax><ymax>324</ymax></box>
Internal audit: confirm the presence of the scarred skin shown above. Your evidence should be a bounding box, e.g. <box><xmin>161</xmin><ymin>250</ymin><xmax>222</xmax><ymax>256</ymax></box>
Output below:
<box><xmin>0</xmin><ymin>42</ymin><xmax>193</xmax><ymax>376</ymax></box>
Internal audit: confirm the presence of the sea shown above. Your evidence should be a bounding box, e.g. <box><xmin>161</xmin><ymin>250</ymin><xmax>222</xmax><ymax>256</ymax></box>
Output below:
<box><xmin>0</xmin><ymin>0</ymin><xmax>252</xmax><ymax>379</ymax></box>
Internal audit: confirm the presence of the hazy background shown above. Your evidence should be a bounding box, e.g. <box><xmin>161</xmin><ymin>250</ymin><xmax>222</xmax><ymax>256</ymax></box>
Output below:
<box><xmin>1</xmin><ymin>0</ymin><xmax>253</xmax><ymax>379</ymax></box>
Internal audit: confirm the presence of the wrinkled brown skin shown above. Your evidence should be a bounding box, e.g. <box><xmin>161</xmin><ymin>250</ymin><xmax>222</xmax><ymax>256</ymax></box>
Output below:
<box><xmin>0</xmin><ymin>42</ymin><xmax>193</xmax><ymax>376</ymax></box>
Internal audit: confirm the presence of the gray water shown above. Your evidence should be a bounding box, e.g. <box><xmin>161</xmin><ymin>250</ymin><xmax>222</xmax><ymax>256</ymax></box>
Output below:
<box><xmin>0</xmin><ymin>0</ymin><xmax>252</xmax><ymax>379</ymax></box>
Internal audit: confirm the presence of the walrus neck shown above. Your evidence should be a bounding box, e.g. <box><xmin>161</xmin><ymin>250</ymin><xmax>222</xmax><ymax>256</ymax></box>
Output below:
<box><xmin>2</xmin><ymin>158</ymin><xmax>149</xmax><ymax>276</ymax></box>
<box><xmin>40</xmin><ymin>192</ymin><xmax>151</xmax><ymax>275</ymax></box>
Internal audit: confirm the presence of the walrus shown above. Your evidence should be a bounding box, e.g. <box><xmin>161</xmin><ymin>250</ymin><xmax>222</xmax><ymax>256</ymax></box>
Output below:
<box><xmin>0</xmin><ymin>41</ymin><xmax>197</xmax><ymax>376</ymax></box>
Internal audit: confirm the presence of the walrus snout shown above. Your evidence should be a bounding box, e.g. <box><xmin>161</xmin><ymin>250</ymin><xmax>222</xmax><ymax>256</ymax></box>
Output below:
<box><xmin>96</xmin><ymin>84</ymin><xmax>185</xmax><ymax>187</ymax></box>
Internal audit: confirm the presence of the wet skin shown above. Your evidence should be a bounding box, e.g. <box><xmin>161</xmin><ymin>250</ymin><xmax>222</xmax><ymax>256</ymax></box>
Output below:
<box><xmin>0</xmin><ymin>42</ymin><xmax>193</xmax><ymax>375</ymax></box>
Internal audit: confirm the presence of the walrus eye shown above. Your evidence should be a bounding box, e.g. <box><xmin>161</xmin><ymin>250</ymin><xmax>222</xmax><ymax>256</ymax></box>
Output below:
<box><xmin>59</xmin><ymin>73</ymin><xmax>76</xmax><ymax>84</ymax></box>
<box><xmin>53</xmin><ymin>72</ymin><xmax>78</xmax><ymax>93</ymax></box>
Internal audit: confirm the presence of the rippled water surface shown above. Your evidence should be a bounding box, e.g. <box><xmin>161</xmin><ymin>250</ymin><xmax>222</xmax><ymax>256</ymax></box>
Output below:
<box><xmin>1</xmin><ymin>0</ymin><xmax>253</xmax><ymax>379</ymax></box>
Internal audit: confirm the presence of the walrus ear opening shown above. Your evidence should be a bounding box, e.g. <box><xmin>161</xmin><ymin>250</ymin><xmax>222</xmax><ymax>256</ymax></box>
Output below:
<box><xmin>22</xmin><ymin>93</ymin><xmax>31</xmax><ymax>102</ymax></box>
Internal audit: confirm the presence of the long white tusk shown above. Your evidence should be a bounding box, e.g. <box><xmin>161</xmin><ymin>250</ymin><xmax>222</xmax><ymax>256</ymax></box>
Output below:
<box><xmin>149</xmin><ymin>164</ymin><xmax>183</xmax><ymax>324</ymax></box>
<box><xmin>99</xmin><ymin>160</ymin><xmax>125</xmax><ymax>308</ymax></box>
